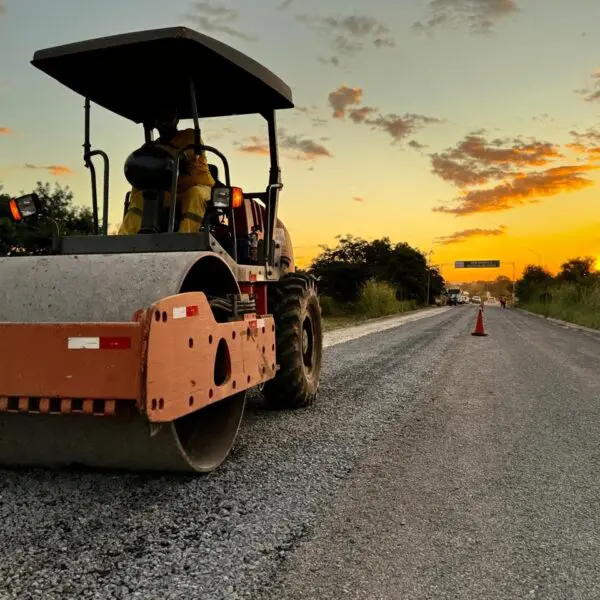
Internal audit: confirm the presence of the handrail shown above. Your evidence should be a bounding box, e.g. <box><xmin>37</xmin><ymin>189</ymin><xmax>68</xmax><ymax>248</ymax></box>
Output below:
<box><xmin>167</xmin><ymin>144</ymin><xmax>231</xmax><ymax>233</ymax></box>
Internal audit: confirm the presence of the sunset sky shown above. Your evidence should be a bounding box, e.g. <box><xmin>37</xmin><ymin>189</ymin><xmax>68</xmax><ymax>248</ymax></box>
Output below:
<box><xmin>1</xmin><ymin>0</ymin><xmax>600</xmax><ymax>282</ymax></box>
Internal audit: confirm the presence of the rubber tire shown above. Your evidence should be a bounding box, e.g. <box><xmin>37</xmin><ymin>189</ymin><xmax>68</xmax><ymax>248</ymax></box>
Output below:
<box><xmin>263</xmin><ymin>273</ymin><xmax>323</xmax><ymax>409</ymax></box>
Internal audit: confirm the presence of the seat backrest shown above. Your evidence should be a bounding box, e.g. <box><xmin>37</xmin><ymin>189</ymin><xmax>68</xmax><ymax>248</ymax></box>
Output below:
<box><xmin>209</xmin><ymin>164</ymin><xmax>224</xmax><ymax>186</ymax></box>
<box><xmin>123</xmin><ymin>191</ymin><xmax>131</xmax><ymax>217</ymax></box>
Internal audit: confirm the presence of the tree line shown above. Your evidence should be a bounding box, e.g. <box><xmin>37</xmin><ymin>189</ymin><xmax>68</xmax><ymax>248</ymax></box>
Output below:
<box><xmin>515</xmin><ymin>257</ymin><xmax>599</xmax><ymax>329</ymax></box>
<box><xmin>516</xmin><ymin>257</ymin><xmax>599</xmax><ymax>303</ymax></box>
<box><xmin>307</xmin><ymin>234</ymin><xmax>445</xmax><ymax>306</ymax></box>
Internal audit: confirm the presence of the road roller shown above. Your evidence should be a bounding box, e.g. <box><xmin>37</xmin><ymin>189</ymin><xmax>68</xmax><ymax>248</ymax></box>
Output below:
<box><xmin>0</xmin><ymin>26</ymin><xmax>323</xmax><ymax>473</ymax></box>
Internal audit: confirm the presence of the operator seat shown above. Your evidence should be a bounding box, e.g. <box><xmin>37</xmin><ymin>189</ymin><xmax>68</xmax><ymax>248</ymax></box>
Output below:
<box><xmin>209</xmin><ymin>164</ymin><xmax>225</xmax><ymax>187</ymax></box>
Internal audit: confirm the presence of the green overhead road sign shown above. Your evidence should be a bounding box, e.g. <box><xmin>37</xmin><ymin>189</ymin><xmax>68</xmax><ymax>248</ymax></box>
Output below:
<box><xmin>455</xmin><ymin>260</ymin><xmax>500</xmax><ymax>268</ymax></box>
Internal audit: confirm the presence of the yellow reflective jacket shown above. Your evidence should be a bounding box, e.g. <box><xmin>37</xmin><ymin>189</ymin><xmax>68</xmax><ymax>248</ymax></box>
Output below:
<box><xmin>155</xmin><ymin>128</ymin><xmax>215</xmax><ymax>192</ymax></box>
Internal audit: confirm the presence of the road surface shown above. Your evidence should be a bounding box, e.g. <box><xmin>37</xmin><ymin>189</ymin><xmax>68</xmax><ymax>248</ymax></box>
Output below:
<box><xmin>1</xmin><ymin>306</ymin><xmax>599</xmax><ymax>599</ymax></box>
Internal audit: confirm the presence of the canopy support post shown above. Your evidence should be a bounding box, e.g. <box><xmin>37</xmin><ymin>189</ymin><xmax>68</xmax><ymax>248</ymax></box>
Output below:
<box><xmin>83</xmin><ymin>98</ymin><xmax>110</xmax><ymax>235</ymax></box>
<box><xmin>261</xmin><ymin>110</ymin><xmax>282</xmax><ymax>272</ymax></box>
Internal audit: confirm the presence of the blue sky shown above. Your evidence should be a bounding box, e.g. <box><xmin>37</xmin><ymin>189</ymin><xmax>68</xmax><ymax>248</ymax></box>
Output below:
<box><xmin>1</xmin><ymin>0</ymin><xmax>600</xmax><ymax>278</ymax></box>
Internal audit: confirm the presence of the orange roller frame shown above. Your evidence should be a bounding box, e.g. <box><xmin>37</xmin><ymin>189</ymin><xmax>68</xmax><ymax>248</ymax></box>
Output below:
<box><xmin>0</xmin><ymin>292</ymin><xmax>277</xmax><ymax>422</ymax></box>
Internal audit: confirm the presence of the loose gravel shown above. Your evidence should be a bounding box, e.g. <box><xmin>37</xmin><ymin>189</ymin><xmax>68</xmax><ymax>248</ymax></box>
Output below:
<box><xmin>0</xmin><ymin>308</ymin><xmax>464</xmax><ymax>600</ymax></box>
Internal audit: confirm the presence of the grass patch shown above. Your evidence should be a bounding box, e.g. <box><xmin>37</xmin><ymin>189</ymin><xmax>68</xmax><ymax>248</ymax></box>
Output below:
<box><xmin>521</xmin><ymin>282</ymin><xmax>600</xmax><ymax>330</ymax></box>
<box><xmin>320</xmin><ymin>279</ymin><xmax>419</xmax><ymax>331</ymax></box>
<box><xmin>322</xmin><ymin>315</ymin><xmax>368</xmax><ymax>332</ymax></box>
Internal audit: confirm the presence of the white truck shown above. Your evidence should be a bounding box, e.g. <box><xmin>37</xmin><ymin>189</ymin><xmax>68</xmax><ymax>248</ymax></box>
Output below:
<box><xmin>447</xmin><ymin>287</ymin><xmax>463</xmax><ymax>306</ymax></box>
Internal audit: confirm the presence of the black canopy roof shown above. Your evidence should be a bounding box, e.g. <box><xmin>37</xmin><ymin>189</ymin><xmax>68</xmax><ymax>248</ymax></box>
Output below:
<box><xmin>31</xmin><ymin>26</ymin><xmax>294</xmax><ymax>123</ymax></box>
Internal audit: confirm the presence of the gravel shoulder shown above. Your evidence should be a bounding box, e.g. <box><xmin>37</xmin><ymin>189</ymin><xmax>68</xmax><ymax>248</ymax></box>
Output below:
<box><xmin>0</xmin><ymin>306</ymin><xmax>463</xmax><ymax>600</ymax></box>
<box><xmin>265</xmin><ymin>306</ymin><xmax>600</xmax><ymax>600</ymax></box>
<box><xmin>323</xmin><ymin>306</ymin><xmax>450</xmax><ymax>347</ymax></box>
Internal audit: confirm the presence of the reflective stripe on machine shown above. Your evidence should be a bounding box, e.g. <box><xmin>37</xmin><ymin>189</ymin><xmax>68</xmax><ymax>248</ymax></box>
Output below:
<box><xmin>67</xmin><ymin>337</ymin><xmax>132</xmax><ymax>350</ymax></box>
<box><xmin>173</xmin><ymin>305</ymin><xmax>200</xmax><ymax>319</ymax></box>
<box><xmin>0</xmin><ymin>396</ymin><xmax>120</xmax><ymax>416</ymax></box>
<box><xmin>248</xmin><ymin>318</ymin><xmax>266</xmax><ymax>330</ymax></box>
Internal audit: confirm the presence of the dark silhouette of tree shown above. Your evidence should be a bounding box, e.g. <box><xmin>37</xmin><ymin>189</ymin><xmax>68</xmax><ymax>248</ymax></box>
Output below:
<box><xmin>557</xmin><ymin>256</ymin><xmax>595</xmax><ymax>284</ymax></box>
<box><xmin>515</xmin><ymin>265</ymin><xmax>554</xmax><ymax>302</ymax></box>
<box><xmin>385</xmin><ymin>242</ymin><xmax>430</xmax><ymax>303</ymax></box>
<box><xmin>309</xmin><ymin>234</ymin><xmax>445</xmax><ymax>305</ymax></box>
<box><xmin>0</xmin><ymin>181</ymin><xmax>94</xmax><ymax>256</ymax></box>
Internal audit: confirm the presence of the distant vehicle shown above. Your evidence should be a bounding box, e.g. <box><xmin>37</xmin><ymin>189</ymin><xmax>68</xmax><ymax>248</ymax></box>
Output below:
<box><xmin>472</xmin><ymin>295</ymin><xmax>482</xmax><ymax>304</ymax></box>
<box><xmin>447</xmin><ymin>287</ymin><xmax>463</xmax><ymax>306</ymax></box>
<box><xmin>435</xmin><ymin>293</ymin><xmax>448</xmax><ymax>306</ymax></box>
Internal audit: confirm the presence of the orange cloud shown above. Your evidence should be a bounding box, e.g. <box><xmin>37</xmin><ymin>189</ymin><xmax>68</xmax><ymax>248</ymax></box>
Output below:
<box><xmin>365</xmin><ymin>113</ymin><xmax>443</xmax><ymax>144</ymax></box>
<box><xmin>0</xmin><ymin>127</ymin><xmax>11</xmax><ymax>135</ymax></box>
<box><xmin>330</xmin><ymin>86</ymin><xmax>443</xmax><ymax>143</ymax></box>
<box><xmin>435</xmin><ymin>226</ymin><xmax>507</xmax><ymax>245</ymax></box>
<box><xmin>431</xmin><ymin>133</ymin><xmax>562</xmax><ymax>188</ymax></box>
<box><xmin>429</xmin><ymin>132</ymin><xmax>596</xmax><ymax>215</ymax></box>
<box><xmin>434</xmin><ymin>164</ymin><xmax>598</xmax><ymax>216</ymax></box>
<box><xmin>329</xmin><ymin>85</ymin><xmax>363</xmax><ymax>118</ymax></box>
<box><xmin>280</xmin><ymin>131</ymin><xmax>332</xmax><ymax>160</ymax></box>
<box><xmin>237</xmin><ymin>131</ymin><xmax>332</xmax><ymax>161</ymax></box>
<box><xmin>570</xmin><ymin>127</ymin><xmax>600</xmax><ymax>144</ymax></box>
<box><xmin>25</xmin><ymin>163</ymin><xmax>73</xmax><ymax>176</ymax></box>
<box><xmin>348</xmin><ymin>106</ymin><xmax>377</xmax><ymax>123</ymax></box>
<box><xmin>568</xmin><ymin>128</ymin><xmax>600</xmax><ymax>160</ymax></box>
<box><xmin>49</xmin><ymin>165</ymin><xmax>73</xmax><ymax>176</ymax></box>
<box><xmin>237</xmin><ymin>136</ymin><xmax>270</xmax><ymax>156</ymax></box>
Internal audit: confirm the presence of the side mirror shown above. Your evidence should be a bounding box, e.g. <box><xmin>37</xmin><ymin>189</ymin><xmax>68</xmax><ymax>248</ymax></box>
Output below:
<box><xmin>8</xmin><ymin>193</ymin><xmax>42</xmax><ymax>222</ymax></box>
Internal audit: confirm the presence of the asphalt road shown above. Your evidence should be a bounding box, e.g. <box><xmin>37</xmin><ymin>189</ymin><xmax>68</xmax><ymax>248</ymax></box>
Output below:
<box><xmin>267</xmin><ymin>306</ymin><xmax>600</xmax><ymax>600</ymax></box>
<box><xmin>1</xmin><ymin>306</ymin><xmax>599</xmax><ymax>599</ymax></box>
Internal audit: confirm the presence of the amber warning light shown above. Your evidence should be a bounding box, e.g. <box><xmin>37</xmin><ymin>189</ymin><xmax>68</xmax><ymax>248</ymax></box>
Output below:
<box><xmin>8</xmin><ymin>193</ymin><xmax>41</xmax><ymax>222</ymax></box>
<box><xmin>212</xmin><ymin>186</ymin><xmax>244</xmax><ymax>209</ymax></box>
<box><xmin>9</xmin><ymin>199</ymin><xmax>22</xmax><ymax>221</ymax></box>
<box><xmin>232</xmin><ymin>187</ymin><xmax>243</xmax><ymax>209</ymax></box>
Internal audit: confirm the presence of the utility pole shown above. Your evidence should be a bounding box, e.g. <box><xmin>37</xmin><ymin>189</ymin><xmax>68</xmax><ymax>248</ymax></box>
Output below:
<box><xmin>426</xmin><ymin>267</ymin><xmax>431</xmax><ymax>306</ymax></box>
<box><xmin>426</xmin><ymin>250</ymin><xmax>432</xmax><ymax>305</ymax></box>
<box><xmin>525</xmin><ymin>247</ymin><xmax>542</xmax><ymax>265</ymax></box>
<box><xmin>425</xmin><ymin>243</ymin><xmax>442</xmax><ymax>305</ymax></box>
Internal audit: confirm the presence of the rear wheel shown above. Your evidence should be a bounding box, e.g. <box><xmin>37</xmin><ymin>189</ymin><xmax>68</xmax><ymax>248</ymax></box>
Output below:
<box><xmin>263</xmin><ymin>273</ymin><xmax>323</xmax><ymax>409</ymax></box>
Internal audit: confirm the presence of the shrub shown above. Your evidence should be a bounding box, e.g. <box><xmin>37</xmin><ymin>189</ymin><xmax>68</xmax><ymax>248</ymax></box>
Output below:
<box><xmin>318</xmin><ymin>295</ymin><xmax>337</xmax><ymax>317</ymax></box>
<box><xmin>523</xmin><ymin>281</ymin><xmax>600</xmax><ymax>329</ymax></box>
<box><xmin>356</xmin><ymin>279</ymin><xmax>407</xmax><ymax>319</ymax></box>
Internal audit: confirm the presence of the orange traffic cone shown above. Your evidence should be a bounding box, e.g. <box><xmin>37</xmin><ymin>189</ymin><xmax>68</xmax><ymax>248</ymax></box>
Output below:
<box><xmin>471</xmin><ymin>306</ymin><xmax>487</xmax><ymax>337</ymax></box>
